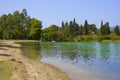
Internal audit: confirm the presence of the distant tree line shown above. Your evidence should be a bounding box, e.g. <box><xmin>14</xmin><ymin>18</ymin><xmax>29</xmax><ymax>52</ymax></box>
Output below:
<box><xmin>42</xmin><ymin>19</ymin><xmax>120</xmax><ymax>41</ymax></box>
<box><xmin>0</xmin><ymin>9</ymin><xmax>42</xmax><ymax>40</ymax></box>
<box><xmin>0</xmin><ymin>9</ymin><xmax>120</xmax><ymax>41</ymax></box>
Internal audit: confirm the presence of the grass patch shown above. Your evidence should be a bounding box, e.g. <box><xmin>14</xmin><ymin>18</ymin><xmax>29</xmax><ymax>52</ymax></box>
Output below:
<box><xmin>74</xmin><ymin>35</ymin><xmax>120</xmax><ymax>42</ymax></box>
<box><xmin>0</xmin><ymin>61</ymin><xmax>18</xmax><ymax>80</ymax></box>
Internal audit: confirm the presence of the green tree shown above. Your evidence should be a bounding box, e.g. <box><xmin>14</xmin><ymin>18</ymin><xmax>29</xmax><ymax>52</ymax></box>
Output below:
<box><xmin>22</xmin><ymin>9</ymin><xmax>27</xmax><ymax>18</ymax></box>
<box><xmin>72</xmin><ymin>18</ymin><xmax>79</xmax><ymax>36</ymax></box>
<box><xmin>78</xmin><ymin>25</ymin><xmax>83</xmax><ymax>35</ymax></box>
<box><xmin>20</xmin><ymin>9</ymin><xmax>31</xmax><ymax>39</ymax></box>
<box><xmin>105</xmin><ymin>22</ymin><xmax>111</xmax><ymax>35</ymax></box>
<box><xmin>0</xmin><ymin>25</ymin><xmax>2</xmax><ymax>39</ymax></box>
<box><xmin>0</xmin><ymin>9</ymin><xmax>42</xmax><ymax>40</ymax></box>
<box><xmin>29</xmin><ymin>18</ymin><xmax>42</xmax><ymax>40</ymax></box>
<box><xmin>72</xmin><ymin>23</ymin><xmax>79</xmax><ymax>36</ymax></box>
<box><xmin>114</xmin><ymin>25</ymin><xmax>120</xmax><ymax>35</ymax></box>
<box><xmin>100</xmin><ymin>21</ymin><xmax>106</xmax><ymax>35</ymax></box>
<box><xmin>65</xmin><ymin>22</ymin><xmax>68</xmax><ymax>27</ymax></box>
<box><xmin>89</xmin><ymin>24</ymin><xmax>98</xmax><ymax>35</ymax></box>
<box><xmin>12</xmin><ymin>10</ymin><xmax>21</xmax><ymax>39</ymax></box>
<box><xmin>42</xmin><ymin>25</ymin><xmax>59</xmax><ymax>41</ymax></box>
<box><xmin>0</xmin><ymin>14</ymin><xmax>7</xmax><ymax>39</ymax></box>
<box><xmin>4</xmin><ymin>13</ymin><xmax>14</xmax><ymax>39</ymax></box>
<box><xmin>84</xmin><ymin>20</ymin><xmax>89</xmax><ymax>35</ymax></box>
<box><xmin>73</xmin><ymin>18</ymin><xmax>76</xmax><ymax>24</ymax></box>
<box><xmin>62</xmin><ymin>21</ymin><xmax>65</xmax><ymax>28</ymax></box>
<box><xmin>69</xmin><ymin>21</ymin><xmax>73</xmax><ymax>35</ymax></box>
<box><xmin>64</xmin><ymin>22</ymin><xmax>70</xmax><ymax>36</ymax></box>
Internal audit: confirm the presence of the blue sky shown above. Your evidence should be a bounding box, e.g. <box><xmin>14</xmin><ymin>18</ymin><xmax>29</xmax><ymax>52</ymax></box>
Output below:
<box><xmin>0</xmin><ymin>0</ymin><xmax>120</xmax><ymax>28</ymax></box>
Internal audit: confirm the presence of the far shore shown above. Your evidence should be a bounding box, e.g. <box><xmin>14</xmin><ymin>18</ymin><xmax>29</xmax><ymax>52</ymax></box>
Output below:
<box><xmin>1</xmin><ymin>39</ymin><xmax>120</xmax><ymax>43</ymax></box>
<box><xmin>0</xmin><ymin>40</ymin><xmax>71</xmax><ymax>80</ymax></box>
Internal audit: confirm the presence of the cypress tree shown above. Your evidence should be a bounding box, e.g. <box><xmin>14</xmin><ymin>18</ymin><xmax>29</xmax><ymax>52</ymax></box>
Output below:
<box><xmin>62</xmin><ymin>21</ymin><xmax>65</xmax><ymax>28</ymax></box>
<box><xmin>100</xmin><ymin>20</ymin><xmax>103</xmax><ymax>35</ymax></box>
<box><xmin>105</xmin><ymin>22</ymin><xmax>111</xmax><ymax>35</ymax></box>
<box><xmin>100</xmin><ymin>20</ymin><xmax>105</xmax><ymax>35</ymax></box>
<box><xmin>78</xmin><ymin>25</ymin><xmax>83</xmax><ymax>35</ymax></box>
<box><xmin>84</xmin><ymin>20</ymin><xmax>89</xmax><ymax>35</ymax></box>
<box><xmin>114</xmin><ymin>25</ymin><xmax>120</xmax><ymax>35</ymax></box>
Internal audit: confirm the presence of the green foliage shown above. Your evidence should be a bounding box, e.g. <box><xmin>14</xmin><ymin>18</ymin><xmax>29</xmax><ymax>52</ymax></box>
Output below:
<box><xmin>114</xmin><ymin>25</ymin><xmax>120</xmax><ymax>35</ymax></box>
<box><xmin>42</xmin><ymin>19</ymin><xmax>98</xmax><ymax>41</ymax></box>
<box><xmin>62</xmin><ymin>21</ymin><xmax>65</xmax><ymax>28</ymax></box>
<box><xmin>100</xmin><ymin>20</ymin><xmax>105</xmax><ymax>35</ymax></box>
<box><xmin>110</xmin><ymin>33</ymin><xmax>120</xmax><ymax>41</ymax></box>
<box><xmin>0</xmin><ymin>9</ymin><xmax>42</xmax><ymax>40</ymax></box>
<box><xmin>42</xmin><ymin>25</ymin><xmax>59</xmax><ymax>41</ymax></box>
<box><xmin>74</xmin><ymin>35</ymin><xmax>94</xmax><ymax>42</ymax></box>
<box><xmin>29</xmin><ymin>18</ymin><xmax>42</xmax><ymax>40</ymax></box>
<box><xmin>84</xmin><ymin>20</ymin><xmax>89</xmax><ymax>35</ymax></box>
<box><xmin>42</xmin><ymin>19</ymin><xmax>120</xmax><ymax>42</ymax></box>
<box><xmin>105</xmin><ymin>22</ymin><xmax>111</xmax><ymax>35</ymax></box>
<box><xmin>100</xmin><ymin>21</ymin><xmax>111</xmax><ymax>35</ymax></box>
<box><xmin>0</xmin><ymin>9</ymin><xmax>119</xmax><ymax>42</ymax></box>
<box><xmin>74</xmin><ymin>35</ymin><xmax>120</xmax><ymax>42</ymax></box>
<box><xmin>78</xmin><ymin>25</ymin><xmax>83</xmax><ymax>35</ymax></box>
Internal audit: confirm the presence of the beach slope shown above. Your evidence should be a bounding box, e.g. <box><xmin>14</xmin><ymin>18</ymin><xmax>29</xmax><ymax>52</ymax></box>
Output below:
<box><xmin>0</xmin><ymin>41</ymin><xmax>71</xmax><ymax>80</ymax></box>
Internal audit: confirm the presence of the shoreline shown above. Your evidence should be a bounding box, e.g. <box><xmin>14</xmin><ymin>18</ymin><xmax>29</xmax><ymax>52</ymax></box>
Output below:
<box><xmin>0</xmin><ymin>40</ymin><xmax>71</xmax><ymax>80</ymax></box>
<box><xmin>1</xmin><ymin>39</ymin><xmax>120</xmax><ymax>43</ymax></box>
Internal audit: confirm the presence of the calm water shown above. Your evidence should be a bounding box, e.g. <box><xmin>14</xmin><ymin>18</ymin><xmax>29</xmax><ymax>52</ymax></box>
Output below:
<box><xmin>20</xmin><ymin>42</ymin><xmax>120</xmax><ymax>80</ymax></box>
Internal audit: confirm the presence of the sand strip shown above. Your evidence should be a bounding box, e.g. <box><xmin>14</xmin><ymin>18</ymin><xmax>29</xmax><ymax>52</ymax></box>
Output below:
<box><xmin>0</xmin><ymin>40</ymin><xmax>71</xmax><ymax>80</ymax></box>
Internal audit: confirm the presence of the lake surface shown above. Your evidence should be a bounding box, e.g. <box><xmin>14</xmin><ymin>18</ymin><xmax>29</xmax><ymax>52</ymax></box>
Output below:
<box><xmin>20</xmin><ymin>42</ymin><xmax>120</xmax><ymax>80</ymax></box>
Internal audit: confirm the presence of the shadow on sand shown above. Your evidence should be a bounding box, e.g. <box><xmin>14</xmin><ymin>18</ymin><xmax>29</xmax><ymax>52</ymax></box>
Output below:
<box><xmin>0</xmin><ymin>54</ymin><xmax>11</xmax><ymax>57</ymax></box>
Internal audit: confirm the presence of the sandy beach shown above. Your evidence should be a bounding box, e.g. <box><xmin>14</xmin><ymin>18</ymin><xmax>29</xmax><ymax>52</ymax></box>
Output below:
<box><xmin>0</xmin><ymin>40</ymin><xmax>71</xmax><ymax>80</ymax></box>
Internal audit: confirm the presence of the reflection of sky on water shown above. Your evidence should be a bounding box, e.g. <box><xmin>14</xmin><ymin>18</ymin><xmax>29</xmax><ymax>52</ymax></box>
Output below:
<box><xmin>20</xmin><ymin>42</ymin><xmax>120</xmax><ymax>80</ymax></box>
<box><xmin>40</xmin><ymin>42</ymin><xmax>120</xmax><ymax>80</ymax></box>
<box><xmin>40</xmin><ymin>42</ymin><xmax>120</xmax><ymax>64</ymax></box>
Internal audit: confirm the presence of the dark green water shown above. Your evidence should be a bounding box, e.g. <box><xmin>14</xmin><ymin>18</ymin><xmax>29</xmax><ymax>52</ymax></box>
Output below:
<box><xmin>20</xmin><ymin>42</ymin><xmax>120</xmax><ymax>80</ymax></box>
